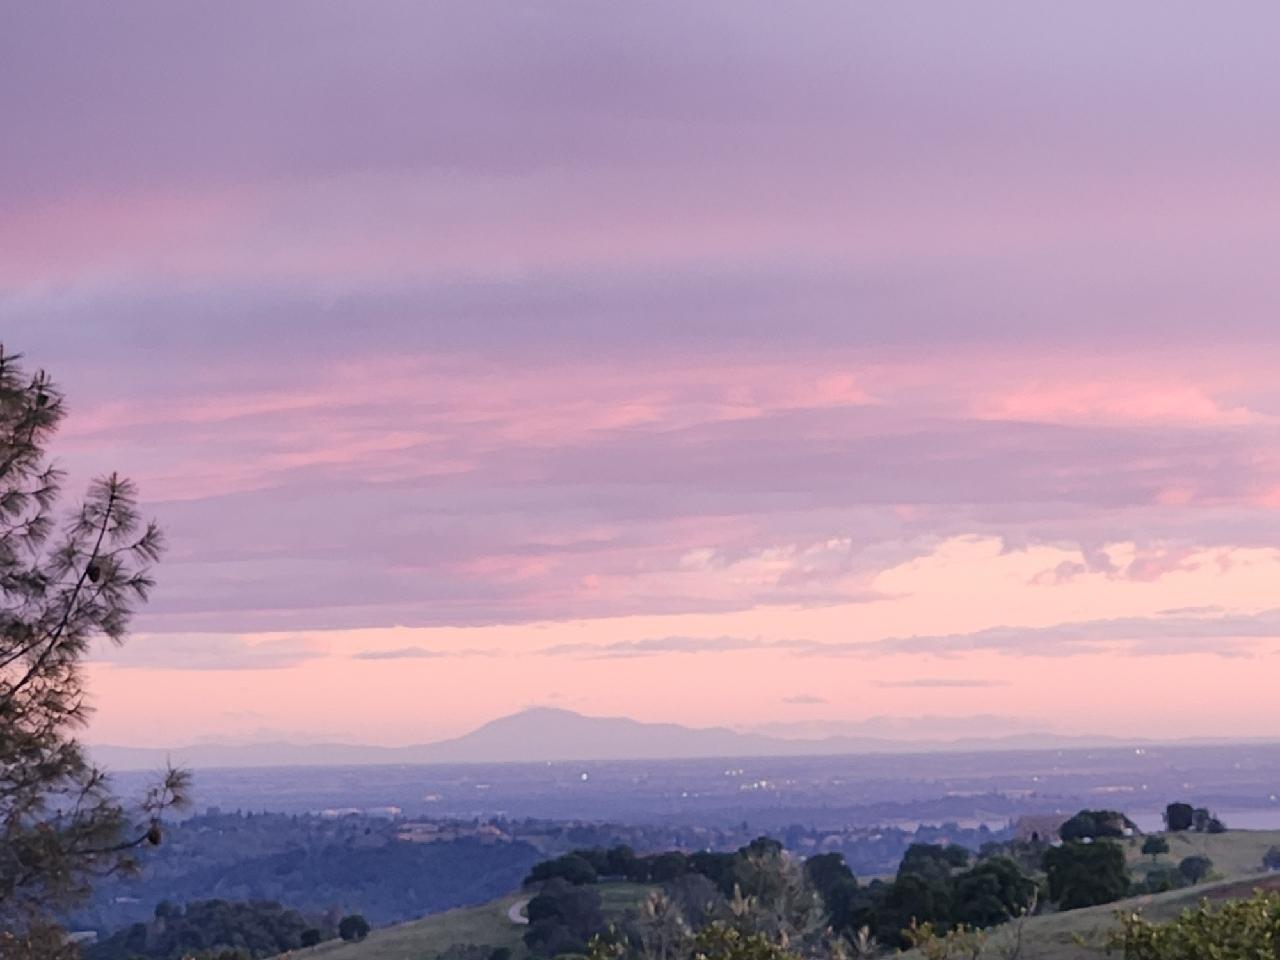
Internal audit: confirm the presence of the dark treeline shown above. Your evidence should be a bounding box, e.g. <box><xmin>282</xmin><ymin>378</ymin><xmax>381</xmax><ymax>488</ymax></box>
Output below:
<box><xmin>88</xmin><ymin>901</ymin><xmax>313</xmax><ymax>960</ymax></box>
<box><xmin>64</xmin><ymin>811</ymin><xmax>543</xmax><ymax>932</ymax></box>
<box><xmin>65</xmin><ymin>810</ymin><xmax>1006</xmax><ymax>935</ymax></box>
<box><xmin>524</xmin><ymin>836</ymin><xmax>1038</xmax><ymax>952</ymax></box>
<box><xmin>521</xmin><ymin>804</ymin><xmax>1227</xmax><ymax>956</ymax></box>
<box><xmin>87</xmin><ymin>899</ymin><xmax>376</xmax><ymax>960</ymax></box>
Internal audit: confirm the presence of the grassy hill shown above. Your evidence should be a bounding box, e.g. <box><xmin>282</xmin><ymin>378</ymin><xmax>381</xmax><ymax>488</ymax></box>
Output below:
<box><xmin>1125</xmin><ymin>826</ymin><xmax>1280</xmax><ymax>878</ymax></box>
<box><xmin>900</xmin><ymin>828</ymin><xmax>1280</xmax><ymax>959</ymax></box>
<box><xmin>917</xmin><ymin>871</ymin><xmax>1280</xmax><ymax>960</ymax></box>
<box><xmin>291</xmin><ymin>883</ymin><xmax>653</xmax><ymax>960</ymax></box>
<box><xmin>292</xmin><ymin>831</ymin><xmax>1280</xmax><ymax>960</ymax></box>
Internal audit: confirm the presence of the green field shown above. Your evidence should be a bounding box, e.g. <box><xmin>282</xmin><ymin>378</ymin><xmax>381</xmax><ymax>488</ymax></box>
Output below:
<box><xmin>290</xmin><ymin>883</ymin><xmax>653</xmax><ymax>960</ymax></box>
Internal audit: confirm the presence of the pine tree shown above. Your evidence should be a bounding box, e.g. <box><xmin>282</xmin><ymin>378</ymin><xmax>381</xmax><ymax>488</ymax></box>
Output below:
<box><xmin>0</xmin><ymin>346</ymin><xmax>189</xmax><ymax>956</ymax></box>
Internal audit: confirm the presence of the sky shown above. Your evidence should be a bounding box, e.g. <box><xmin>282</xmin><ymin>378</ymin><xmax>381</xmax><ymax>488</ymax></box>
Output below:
<box><xmin>5</xmin><ymin>2</ymin><xmax>1280</xmax><ymax>747</ymax></box>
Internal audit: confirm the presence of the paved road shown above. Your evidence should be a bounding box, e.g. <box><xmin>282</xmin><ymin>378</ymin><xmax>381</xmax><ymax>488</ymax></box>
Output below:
<box><xmin>507</xmin><ymin>898</ymin><xmax>530</xmax><ymax>925</ymax></box>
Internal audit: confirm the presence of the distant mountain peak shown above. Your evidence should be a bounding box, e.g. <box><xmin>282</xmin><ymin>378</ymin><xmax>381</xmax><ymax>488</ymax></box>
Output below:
<box><xmin>88</xmin><ymin>707</ymin><xmax>1131</xmax><ymax>770</ymax></box>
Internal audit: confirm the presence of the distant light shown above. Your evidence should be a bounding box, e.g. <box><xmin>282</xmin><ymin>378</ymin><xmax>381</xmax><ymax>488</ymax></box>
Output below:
<box><xmin>580</xmin><ymin>772</ymin><xmax>589</xmax><ymax>782</ymax></box>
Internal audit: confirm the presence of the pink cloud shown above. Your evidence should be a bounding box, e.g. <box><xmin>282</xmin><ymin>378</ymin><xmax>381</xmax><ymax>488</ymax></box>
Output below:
<box><xmin>10</xmin><ymin>1</ymin><xmax>1280</xmax><ymax>742</ymax></box>
<box><xmin>974</xmin><ymin>381</ymin><xmax>1260</xmax><ymax>427</ymax></box>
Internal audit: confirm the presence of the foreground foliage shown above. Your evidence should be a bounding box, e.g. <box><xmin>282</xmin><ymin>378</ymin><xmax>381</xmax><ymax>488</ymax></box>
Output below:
<box><xmin>0</xmin><ymin>347</ymin><xmax>187</xmax><ymax>953</ymax></box>
<box><xmin>1110</xmin><ymin>890</ymin><xmax>1280</xmax><ymax>959</ymax></box>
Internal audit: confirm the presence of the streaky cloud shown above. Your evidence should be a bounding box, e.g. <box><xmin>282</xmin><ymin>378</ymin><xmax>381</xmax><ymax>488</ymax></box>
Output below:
<box><xmin>872</xmin><ymin>678</ymin><xmax>1009</xmax><ymax>688</ymax></box>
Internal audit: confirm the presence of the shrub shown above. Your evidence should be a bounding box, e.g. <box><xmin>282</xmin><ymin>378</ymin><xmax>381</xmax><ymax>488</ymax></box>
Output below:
<box><xmin>338</xmin><ymin>914</ymin><xmax>370</xmax><ymax>941</ymax></box>
<box><xmin>1110</xmin><ymin>890</ymin><xmax>1280</xmax><ymax>959</ymax></box>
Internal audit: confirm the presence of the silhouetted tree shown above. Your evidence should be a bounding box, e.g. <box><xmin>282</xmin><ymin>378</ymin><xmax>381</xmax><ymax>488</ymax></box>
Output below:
<box><xmin>1178</xmin><ymin>855</ymin><xmax>1213</xmax><ymax>885</ymax></box>
<box><xmin>338</xmin><ymin>914</ymin><xmax>370</xmax><ymax>941</ymax></box>
<box><xmin>1043</xmin><ymin>841</ymin><xmax>1129</xmax><ymax>910</ymax></box>
<box><xmin>802</xmin><ymin>852</ymin><xmax>857</xmax><ymax>914</ymax></box>
<box><xmin>1059</xmin><ymin>810</ymin><xmax>1128</xmax><ymax>842</ymax></box>
<box><xmin>951</xmin><ymin>856</ymin><xmax>1037</xmax><ymax>928</ymax></box>
<box><xmin>525</xmin><ymin>879</ymin><xmax>604</xmax><ymax>957</ymax></box>
<box><xmin>1142</xmin><ymin>835</ymin><xmax>1170</xmax><ymax>862</ymax></box>
<box><xmin>1164</xmin><ymin>802</ymin><xmax>1194</xmax><ymax>832</ymax></box>
<box><xmin>604</xmin><ymin>844</ymin><xmax>638</xmax><ymax>879</ymax></box>
<box><xmin>0</xmin><ymin>347</ymin><xmax>188</xmax><ymax>955</ymax></box>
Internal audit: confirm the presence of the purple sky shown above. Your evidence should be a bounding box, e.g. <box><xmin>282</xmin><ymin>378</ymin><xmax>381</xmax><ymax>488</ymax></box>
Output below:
<box><xmin>5</xmin><ymin>2</ymin><xmax>1280</xmax><ymax>745</ymax></box>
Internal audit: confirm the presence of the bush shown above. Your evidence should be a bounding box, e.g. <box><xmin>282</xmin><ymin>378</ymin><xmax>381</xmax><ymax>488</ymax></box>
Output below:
<box><xmin>338</xmin><ymin>914</ymin><xmax>370</xmax><ymax>941</ymax></box>
<box><xmin>1110</xmin><ymin>890</ymin><xmax>1280</xmax><ymax>959</ymax></box>
<box><xmin>1177</xmin><ymin>855</ymin><xmax>1213</xmax><ymax>884</ymax></box>
<box><xmin>1138</xmin><ymin>865</ymin><xmax>1186</xmax><ymax>894</ymax></box>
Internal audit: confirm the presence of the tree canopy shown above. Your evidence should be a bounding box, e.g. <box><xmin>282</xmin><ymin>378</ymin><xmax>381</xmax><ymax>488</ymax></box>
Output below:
<box><xmin>1141</xmin><ymin>835</ymin><xmax>1170</xmax><ymax>861</ymax></box>
<box><xmin>1043</xmin><ymin>840</ymin><xmax>1129</xmax><ymax>910</ymax></box>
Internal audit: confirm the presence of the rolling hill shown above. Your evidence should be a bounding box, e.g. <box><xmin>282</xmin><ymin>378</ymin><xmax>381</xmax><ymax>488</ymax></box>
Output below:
<box><xmin>292</xmin><ymin>883</ymin><xmax>651</xmax><ymax>960</ymax></box>
<box><xmin>291</xmin><ymin>830</ymin><xmax>1280</xmax><ymax>960</ymax></box>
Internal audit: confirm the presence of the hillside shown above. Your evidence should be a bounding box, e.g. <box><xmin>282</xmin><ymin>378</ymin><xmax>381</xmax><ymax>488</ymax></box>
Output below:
<box><xmin>899</xmin><ymin>828</ymin><xmax>1280</xmax><ymax>959</ymax></box>
<box><xmin>309</xmin><ymin>831</ymin><xmax>1280</xmax><ymax>960</ymax></box>
<box><xmin>1125</xmin><ymin>826</ymin><xmax>1280</xmax><ymax>878</ymax></box>
<box><xmin>292</xmin><ymin>883</ymin><xmax>652</xmax><ymax>960</ymax></box>
<box><xmin>294</xmin><ymin>894</ymin><xmax>529</xmax><ymax>960</ymax></box>
<box><xmin>905</xmin><ymin>871</ymin><xmax>1280</xmax><ymax>960</ymax></box>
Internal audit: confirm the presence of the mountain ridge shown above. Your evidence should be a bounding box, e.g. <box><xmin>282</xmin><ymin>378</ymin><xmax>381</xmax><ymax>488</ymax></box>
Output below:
<box><xmin>87</xmin><ymin>706</ymin><xmax>1167</xmax><ymax>770</ymax></box>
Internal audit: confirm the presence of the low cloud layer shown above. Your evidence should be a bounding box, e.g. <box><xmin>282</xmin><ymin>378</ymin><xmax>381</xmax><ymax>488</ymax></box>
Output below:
<box><xmin>853</xmin><ymin>608</ymin><xmax>1280</xmax><ymax>660</ymax></box>
<box><xmin>872</xmin><ymin>678</ymin><xmax>1009</xmax><ymax>689</ymax></box>
<box><xmin>542</xmin><ymin>636</ymin><xmax>780</xmax><ymax>659</ymax></box>
<box><xmin>351</xmin><ymin>646</ymin><xmax>497</xmax><ymax>661</ymax></box>
<box><xmin>91</xmin><ymin>634</ymin><xmax>327</xmax><ymax>671</ymax></box>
